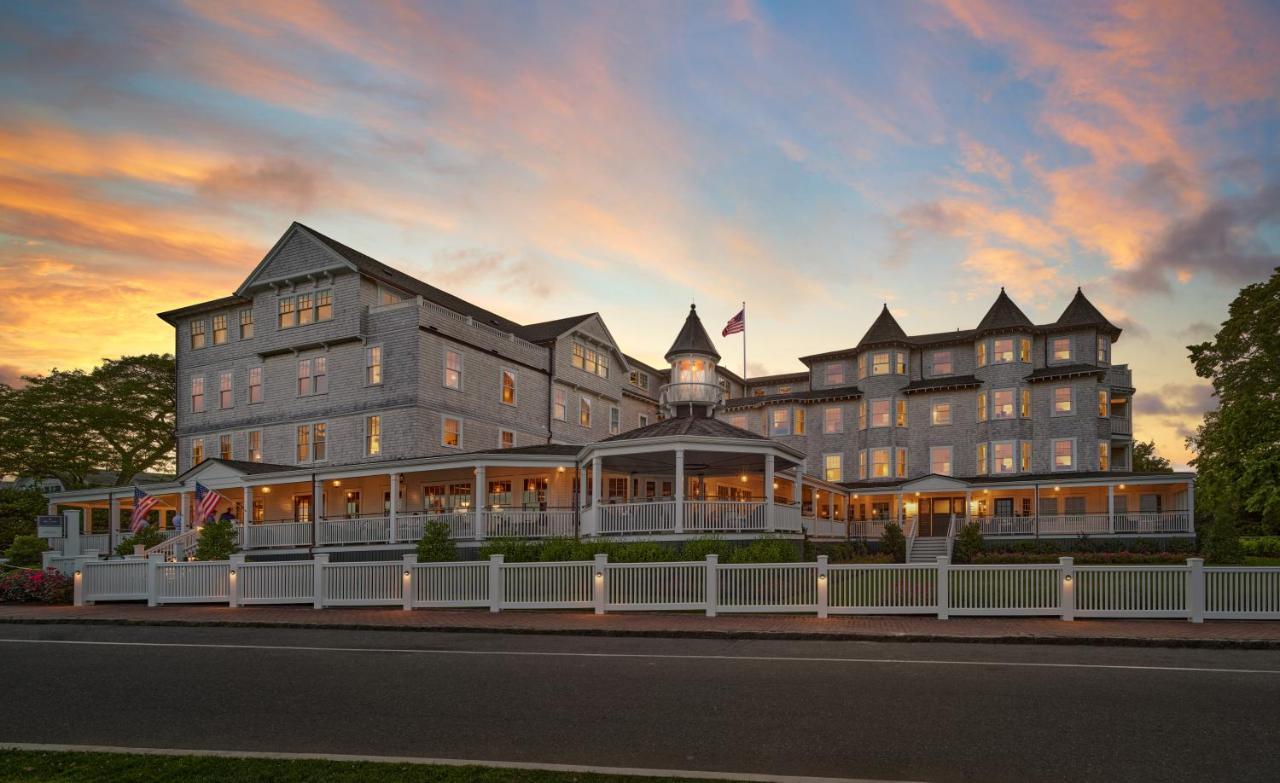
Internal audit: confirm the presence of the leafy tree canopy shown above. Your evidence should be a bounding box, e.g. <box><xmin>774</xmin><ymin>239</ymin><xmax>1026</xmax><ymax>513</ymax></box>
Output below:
<box><xmin>0</xmin><ymin>355</ymin><xmax>175</xmax><ymax>490</ymax></box>
<box><xmin>1188</xmin><ymin>267</ymin><xmax>1280</xmax><ymax>532</ymax></box>
<box><xmin>1132</xmin><ymin>440</ymin><xmax>1173</xmax><ymax>473</ymax></box>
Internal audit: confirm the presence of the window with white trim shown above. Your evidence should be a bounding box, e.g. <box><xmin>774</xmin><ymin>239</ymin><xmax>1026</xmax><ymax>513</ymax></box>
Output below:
<box><xmin>553</xmin><ymin>387</ymin><xmax>567</xmax><ymax>420</ymax></box>
<box><xmin>366</xmin><ymin>346</ymin><xmax>383</xmax><ymax>385</ymax></box>
<box><xmin>871</xmin><ymin>352</ymin><xmax>890</xmax><ymax>375</ymax></box>
<box><xmin>870</xmin><ymin>399</ymin><xmax>890</xmax><ymax>428</ymax></box>
<box><xmin>931</xmin><ymin>401</ymin><xmax>952</xmax><ymax>425</ymax></box>
<box><xmin>1097</xmin><ymin>389</ymin><xmax>1108</xmax><ymax>417</ymax></box>
<box><xmin>825</xmin><ymin>363</ymin><xmax>844</xmax><ymax>386</ymax></box>
<box><xmin>858</xmin><ymin>449</ymin><xmax>867</xmax><ymax>479</ymax></box>
<box><xmin>212</xmin><ymin>314</ymin><xmax>228</xmax><ymax>345</ymax></box>
<box><xmin>190</xmin><ymin>320</ymin><xmax>206</xmax><ymax>349</ymax></box>
<box><xmin>932</xmin><ymin>351</ymin><xmax>953</xmax><ymax>375</ymax></box>
<box><xmin>824</xmin><ymin>454</ymin><xmax>843</xmax><ymax>482</ymax></box>
<box><xmin>857</xmin><ymin>354</ymin><xmax>867</xmax><ymax>379</ymax></box>
<box><xmin>895</xmin><ymin>447</ymin><xmax>907</xmax><ymax>478</ymax></box>
<box><xmin>443</xmin><ymin>350</ymin><xmax>462</xmax><ymax>390</ymax></box>
<box><xmin>1020</xmin><ymin>440</ymin><xmax>1031</xmax><ymax>472</ymax></box>
<box><xmin>895</xmin><ymin>352</ymin><xmax>907</xmax><ymax>374</ymax></box>
<box><xmin>858</xmin><ymin>400</ymin><xmax>867</xmax><ymax>429</ymax></box>
<box><xmin>609</xmin><ymin>406</ymin><xmax>620</xmax><ymax>435</ymax></box>
<box><xmin>1097</xmin><ymin>335</ymin><xmax>1110</xmax><ymax>363</ymax></box>
<box><xmin>1053</xmin><ymin>438</ymin><xmax>1075</xmax><ymax>471</ymax></box>
<box><xmin>191</xmin><ymin>438</ymin><xmax>204</xmax><ymax>466</ymax></box>
<box><xmin>930</xmin><ymin>446</ymin><xmax>952</xmax><ymax>476</ymax></box>
<box><xmin>992</xmin><ymin>389</ymin><xmax>1014</xmax><ymax>419</ymax></box>
<box><xmin>992</xmin><ymin>441</ymin><xmax>1015</xmax><ymax>474</ymax></box>
<box><xmin>278</xmin><ymin>298</ymin><xmax>295</xmax><ymax>329</ymax></box>
<box><xmin>366</xmin><ymin>415</ymin><xmax>381</xmax><ymax>456</ymax></box>
<box><xmin>296</xmin><ymin>422</ymin><xmax>327</xmax><ymax>462</ymax></box>
<box><xmin>248</xmin><ymin>367</ymin><xmax>263</xmax><ymax>404</ymax></box>
<box><xmin>297</xmin><ymin>293</ymin><xmax>313</xmax><ymax>326</ymax></box>
<box><xmin>1052</xmin><ymin>337</ymin><xmax>1071</xmax><ymax>362</ymax></box>
<box><xmin>239</xmin><ymin>308</ymin><xmax>254</xmax><ymax>340</ymax></box>
<box><xmin>500</xmin><ymin>368</ymin><xmax>517</xmax><ymax>406</ymax></box>
<box><xmin>976</xmin><ymin>443</ymin><xmax>988</xmax><ymax>475</ymax></box>
<box><xmin>1020</xmin><ymin>388</ymin><xmax>1030</xmax><ymax>418</ymax></box>
<box><xmin>247</xmin><ymin>430</ymin><xmax>262</xmax><ymax>462</ymax></box>
<box><xmin>993</xmin><ymin>338</ymin><xmax>1014</xmax><ymax>364</ymax></box>
<box><xmin>441</xmin><ymin>416</ymin><xmax>462</xmax><ymax>449</ymax></box>
<box><xmin>579</xmin><ymin>397</ymin><xmax>592</xmax><ymax>428</ymax></box>
<box><xmin>976</xmin><ymin>341</ymin><xmax>987</xmax><ymax>367</ymax></box>
<box><xmin>870</xmin><ymin>448</ymin><xmax>891</xmax><ymax>478</ymax></box>
<box><xmin>219</xmin><ymin>434</ymin><xmax>232</xmax><ymax>460</ymax></box>
<box><xmin>190</xmin><ymin>376</ymin><xmax>205</xmax><ymax>413</ymax></box>
<box><xmin>976</xmin><ymin>390</ymin><xmax>987</xmax><ymax>422</ymax></box>
<box><xmin>770</xmin><ymin>408</ymin><xmax>790</xmax><ymax>435</ymax></box>
<box><xmin>572</xmin><ymin>342</ymin><xmax>609</xmax><ymax>378</ymax></box>
<box><xmin>1053</xmin><ymin>386</ymin><xmax>1073</xmax><ymax>415</ymax></box>
<box><xmin>1098</xmin><ymin>441</ymin><xmax>1109</xmax><ymax>471</ymax></box>
<box><xmin>297</xmin><ymin>357</ymin><xmax>327</xmax><ymax>396</ymax></box>
<box><xmin>895</xmin><ymin>399</ymin><xmax>907</xmax><ymax>427</ymax></box>
<box><xmin>823</xmin><ymin>407</ymin><xmax>843</xmax><ymax>433</ymax></box>
<box><xmin>1019</xmin><ymin>337</ymin><xmax>1031</xmax><ymax>363</ymax></box>
<box><xmin>793</xmin><ymin>407</ymin><xmax>805</xmax><ymax>435</ymax></box>
<box><xmin>639</xmin><ymin>414</ymin><xmax>650</xmax><ymax>427</ymax></box>
<box><xmin>499</xmin><ymin>429</ymin><xmax>515</xmax><ymax>449</ymax></box>
<box><xmin>219</xmin><ymin>371</ymin><xmax>233</xmax><ymax>409</ymax></box>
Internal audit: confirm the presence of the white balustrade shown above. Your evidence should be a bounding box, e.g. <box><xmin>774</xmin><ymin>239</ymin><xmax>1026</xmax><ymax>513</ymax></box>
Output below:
<box><xmin>971</xmin><ymin>516</ymin><xmax>1035</xmax><ymax>537</ymax></box>
<box><xmin>484</xmin><ymin>510</ymin><xmax>576</xmax><ymax>538</ymax></box>
<box><xmin>81</xmin><ymin>560</ymin><xmax>148</xmax><ymax>601</ymax></box>
<box><xmin>238</xmin><ymin>561</ymin><xmax>314</xmax><ymax>604</ymax></box>
<box><xmin>316</xmin><ymin>516</ymin><xmax>390</xmax><ymax>546</ymax></box>
<box><xmin>1111</xmin><ymin>511</ymin><xmax>1193</xmax><ymax>534</ymax></box>
<box><xmin>685</xmin><ymin>501</ymin><xmax>768</xmax><ymax>533</ymax></box>
<box><xmin>1204</xmin><ymin>567</ymin><xmax>1280</xmax><ymax>619</ymax></box>
<box><xmin>772</xmin><ymin>503</ymin><xmax>803</xmax><ymax>532</ymax></box>
<box><xmin>396</xmin><ymin>512</ymin><xmax>473</xmax><ymax>542</ymax></box>
<box><xmin>323</xmin><ymin>562</ymin><xmax>402</xmax><ymax>606</ymax></box>
<box><xmin>245</xmin><ymin>521</ymin><xmax>313</xmax><ymax>549</ymax></box>
<box><xmin>1037</xmin><ymin>514</ymin><xmax>1112</xmax><ymax>536</ymax></box>
<box><xmin>1075</xmin><ymin>566</ymin><xmax>1188</xmax><ymax>617</ymax></box>
<box><xmin>500</xmin><ymin>561</ymin><xmax>593</xmax><ymax>608</ymax></box>
<box><xmin>597</xmin><ymin>502</ymin><xmax>675</xmax><ymax>535</ymax></box>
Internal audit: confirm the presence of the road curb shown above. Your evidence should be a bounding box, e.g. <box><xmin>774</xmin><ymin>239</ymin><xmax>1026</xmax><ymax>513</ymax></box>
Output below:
<box><xmin>2</xmin><ymin>616</ymin><xmax>1278</xmax><ymax>649</ymax></box>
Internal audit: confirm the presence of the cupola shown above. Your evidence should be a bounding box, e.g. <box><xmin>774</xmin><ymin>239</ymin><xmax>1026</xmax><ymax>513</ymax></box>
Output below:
<box><xmin>661</xmin><ymin>305</ymin><xmax>723</xmax><ymax>418</ymax></box>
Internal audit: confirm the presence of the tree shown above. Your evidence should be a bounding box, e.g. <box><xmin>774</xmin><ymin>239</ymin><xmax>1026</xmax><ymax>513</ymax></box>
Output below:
<box><xmin>0</xmin><ymin>488</ymin><xmax>48</xmax><ymax>551</ymax></box>
<box><xmin>194</xmin><ymin>519</ymin><xmax>239</xmax><ymax>561</ymax></box>
<box><xmin>1131</xmin><ymin>440</ymin><xmax>1173</xmax><ymax>473</ymax></box>
<box><xmin>0</xmin><ymin>354</ymin><xmax>175</xmax><ymax>489</ymax></box>
<box><xmin>416</xmin><ymin>521</ymin><xmax>457</xmax><ymax>562</ymax></box>
<box><xmin>1188</xmin><ymin>267</ymin><xmax>1280</xmax><ymax>534</ymax></box>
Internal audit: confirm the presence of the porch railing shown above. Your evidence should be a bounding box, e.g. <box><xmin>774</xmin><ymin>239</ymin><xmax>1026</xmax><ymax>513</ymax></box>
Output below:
<box><xmin>969</xmin><ymin>511</ymin><xmax>1192</xmax><ymax>537</ymax></box>
<box><xmin>244</xmin><ymin>520</ymin><xmax>314</xmax><ymax>549</ymax></box>
<box><xmin>773</xmin><ymin>503</ymin><xmax>803</xmax><ymax>533</ymax></box>
<box><xmin>484</xmin><ymin>510</ymin><xmax>576</xmax><ymax>538</ymax></box>
<box><xmin>317</xmin><ymin>515</ymin><xmax>390</xmax><ymax>546</ymax></box>
<box><xmin>598</xmin><ymin>502</ymin><xmax>675</xmax><ymax>535</ymax></box>
<box><xmin>684</xmin><ymin>501</ymin><xmax>767</xmax><ymax>532</ymax></box>
<box><xmin>397</xmin><ymin>512</ymin><xmax>473</xmax><ymax>541</ymax></box>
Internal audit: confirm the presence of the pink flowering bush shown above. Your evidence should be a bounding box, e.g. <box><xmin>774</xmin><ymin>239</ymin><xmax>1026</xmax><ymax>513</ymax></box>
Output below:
<box><xmin>0</xmin><ymin>568</ymin><xmax>73</xmax><ymax>604</ymax></box>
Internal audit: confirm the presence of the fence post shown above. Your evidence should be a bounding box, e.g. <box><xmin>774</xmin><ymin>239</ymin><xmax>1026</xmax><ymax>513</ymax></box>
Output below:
<box><xmin>816</xmin><ymin>555</ymin><xmax>829</xmax><ymax>618</ymax></box>
<box><xmin>489</xmin><ymin>554</ymin><xmax>504</xmax><ymax>613</ymax></box>
<box><xmin>705</xmin><ymin>554</ymin><xmax>718</xmax><ymax>617</ymax></box>
<box><xmin>146</xmin><ymin>553</ymin><xmax>161</xmax><ymax>607</ymax></box>
<box><xmin>228</xmin><ymin>554</ymin><xmax>245</xmax><ymax>608</ymax></box>
<box><xmin>936</xmin><ymin>556</ymin><xmax>950</xmax><ymax>620</ymax></box>
<box><xmin>402</xmin><ymin>554</ymin><xmax>416</xmax><ymax>612</ymax></box>
<box><xmin>1186</xmin><ymin>557</ymin><xmax>1205</xmax><ymax>624</ymax></box>
<box><xmin>1059</xmin><ymin>556</ymin><xmax>1075</xmax><ymax>621</ymax></box>
<box><xmin>73</xmin><ymin>566</ymin><xmax>84</xmax><ymax>607</ymax></box>
<box><xmin>312</xmin><ymin>553</ymin><xmax>329</xmax><ymax>609</ymax></box>
<box><xmin>593</xmin><ymin>553</ymin><xmax>608</xmax><ymax>615</ymax></box>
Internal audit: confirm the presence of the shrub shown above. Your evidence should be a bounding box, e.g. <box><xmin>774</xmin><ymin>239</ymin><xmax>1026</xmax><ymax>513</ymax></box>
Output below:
<box><xmin>478</xmin><ymin>538</ymin><xmax>541</xmax><ymax>562</ymax></box>
<box><xmin>810</xmin><ymin>540</ymin><xmax>869</xmax><ymax>564</ymax></box>
<box><xmin>1241</xmin><ymin>536</ymin><xmax>1280</xmax><ymax>557</ymax></box>
<box><xmin>680</xmin><ymin>537</ymin><xmax>727</xmax><ymax>561</ymax></box>
<box><xmin>194</xmin><ymin>519</ymin><xmax>239</xmax><ymax>561</ymax></box>
<box><xmin>0</xmin><ymin>567</ymin><xmax>72</xmax><ymax>604</ymax></box>
<box><xmin>724</xmin><ymin>537</ymin><xmax>795</xmax><ymax>564</ymax></box>
<box><xmin>973</xmin><ymin>551</ymin><xmax>1191</xmax><ymax>565</ymax></box>
<box><xmin>1203</xmin><ymin>516</ymin><xmax>1245</xmax><ymax>565</ymax></box>
<box><xmin>114</xmin><ymin>525</ymin><xmax>166</xmax><ymax>557</ymax></box>
<box><xmin>880</xmin><ymin>522</ymin><xmax>906</xmax><ymax>563</ymax></box>
<box><xmin>4</xmin><ymin>535</ymin><xmax>49</xmax><ymax>567</ymax></box>
<box><xmin>951</xmin><ymin>523</ymin><xmax>983</xmax><ymax>564</ymax></box>
<box><xmin>0</xmin><ymin>488</ymin><xmax>47</xmax><ymax>552</ymax></box>
<box><xmin>416</xmin><ymin>521</ymin><xmax>457</xmax><ymax>562</ymax></box>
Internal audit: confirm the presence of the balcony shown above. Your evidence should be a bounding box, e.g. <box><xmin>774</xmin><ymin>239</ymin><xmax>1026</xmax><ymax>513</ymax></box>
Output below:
<box><xmin>659</xmin><ymin>382</ymin><xmax>724</xmax><ymax>410</ymax></box>
<box><xmin>968</xmin><ymin>512</ymin><xmax>1192</xmax><ymax>538</ymax></box>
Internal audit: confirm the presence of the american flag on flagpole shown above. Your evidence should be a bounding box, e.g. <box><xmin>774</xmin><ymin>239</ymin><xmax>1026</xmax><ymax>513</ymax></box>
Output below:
<box><xmin>130</xmin><ymin>486</ymin><xmax>157</xmax><ymax>533</ymax></box>
<box><xmin>194</xmin><ymin>482</ymin><xmax>224</xmax><ymax>524</ymax></box>
<box><xmin>722</xmin><ymin>308</ymin><xmax>745</xmax><ymax>337</ymax></box>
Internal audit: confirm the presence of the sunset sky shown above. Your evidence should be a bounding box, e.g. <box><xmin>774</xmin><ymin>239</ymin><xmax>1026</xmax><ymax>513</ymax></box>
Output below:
<box><xmin>2</xmin><ymin>1</ymin><xmax>1279</xmax><ymax>469</ymax></box>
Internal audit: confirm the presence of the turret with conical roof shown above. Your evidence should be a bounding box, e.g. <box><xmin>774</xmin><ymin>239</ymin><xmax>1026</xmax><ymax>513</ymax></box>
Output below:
<box><xmin>1053</xmin><ymin>287</ymin><xmax>1121</xmax><ymax>338</ymax></box>
<box><xmin>857</xmin><ymin>304</ymin><xmax>909</xmax><ymax>348</ymax></box>
<box><xmin>661</xmin><ymin>304</ymin><xmax>723</xmax><ymax>418</ymax></box>
<box><xmin>975</xmin><ymin>287</ymin><xmax>1034</xmax><ymax>335</ymax></box>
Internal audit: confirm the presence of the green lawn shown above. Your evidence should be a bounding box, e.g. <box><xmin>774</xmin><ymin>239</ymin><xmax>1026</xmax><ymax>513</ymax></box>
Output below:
<box><xmin>1244</xmin><ymin>556</ymin><xmax>1280</xmax><ymax>567</ymax></box>
<box><xmin>0</xmin><ymin>750</ymin><xmax>730</xmax><ymax>782</ymax></box>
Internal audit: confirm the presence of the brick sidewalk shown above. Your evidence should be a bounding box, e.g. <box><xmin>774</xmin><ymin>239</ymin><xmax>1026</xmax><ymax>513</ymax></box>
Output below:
<box><xmin>1</xmin><ymin>604</ymin><xmax>1279</xmax><ymax>647</ymax></box>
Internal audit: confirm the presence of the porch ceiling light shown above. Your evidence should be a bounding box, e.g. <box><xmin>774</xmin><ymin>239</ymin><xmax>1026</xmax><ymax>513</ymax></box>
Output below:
<box><xmin>332</xmin><ymin>480</ymin><xmax>341</xmax><ymax>487</ymax></box>
<box><xmin>740</xmin><ymin>474</ymin><xmax>748</xmax><ymax>483</ymax></box>
<box><xmin>1118</xmin><ymin>484</ymin><xmax>1126</xmax><ymax>489</ymax></box>
<box><xmin>1054</xmin><ymin>486</ymin><xmax>1061</xmax><ymax>492</ymax></box>
<box><xmin>261</xmin><ymin>487</ymin><xmax>271</xmax><ymax>493</ymax></box>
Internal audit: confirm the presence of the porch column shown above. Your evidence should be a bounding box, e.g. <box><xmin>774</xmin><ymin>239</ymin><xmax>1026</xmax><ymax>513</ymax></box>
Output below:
<box><xmin>895</xmin><ymin>492</ymin><xmax>904</xmax><ymax>526</ymax></box>
<box><xmin>389</xmin><ymin>472</ymin><xmax>400</xmax><ymax>543</ymax></box>
<box><xmin>827</xmin><ymin>490</ymin><xmax>834</xmax><ymax>522</ymax></box>
<box><xmin>964</xmin><ymin>490</ymin><xmax>972</xmax><ymax>522</ymax></box>
<box><xmin>764</xmin><ymin>453</ymin><xmax>775</xmax><ymax>529</ymax></box>
<box><xmin>474</xmin><ymin>465</ymin><xmax>486</xmax><ymax>541</ymax></box>
<box><xmin>1107</xmin><ymin>484</ymin><xmax>1115</xmax><ymax>534</ymax></box>
<box><xmin>243</xmin><ymin>486</ymin><xmax>251</xmax><ymax>525</ymax></box>
<box><xmin>108</xmin><ymin>493</ymin><xmax>121</xmax><ymax>553</ymax></box>
<box><xmin>591</xmin><ymin>457</ymin><xmax>602</xmax><ymax>517</ymax></box>
<box><xmin>674</xmin><ymin>449</ymin><xmax>685</xmax><ymax>534</ymax></box>
<box><xmin>313</xmin><ymin>478</ymin><xmax>324</xmax><ymax>520</ymax></box>
<box><xmin>1186</xmin><ymin>481</ymin><xmax>1195</xmax><ymax>532</ymax></box>
<box><xmin>179</xmin><ymin>492</ymin><xmax>190</xmax><ymax>533</ymax></box>
<box><xmin>1033</xmin><ymin>485</ymin><xmax>1040</xmax><ymax>538</ymax></box>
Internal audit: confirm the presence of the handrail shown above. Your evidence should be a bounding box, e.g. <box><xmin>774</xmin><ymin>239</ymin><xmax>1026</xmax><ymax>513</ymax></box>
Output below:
<box><xmin>144</xmin><ymin>527</ymin><xmax>201</xmax><ymax>560</ymax></box>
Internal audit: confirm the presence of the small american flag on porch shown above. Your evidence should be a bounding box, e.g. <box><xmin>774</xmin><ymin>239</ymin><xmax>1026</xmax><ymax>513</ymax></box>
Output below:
<box><xmin>194</xmin><ymin>482</ymin><xmax>224</xmax><ymax>524</ymax></box>
<box><xmin>722</xmin><ymin>307</ymin><xmax>745</xmax><ymax>336</ymax></box>
<box><xmin>130</xmin><ymin>486</ymin><xmax>157</xmax><ymax>533</ymax></box>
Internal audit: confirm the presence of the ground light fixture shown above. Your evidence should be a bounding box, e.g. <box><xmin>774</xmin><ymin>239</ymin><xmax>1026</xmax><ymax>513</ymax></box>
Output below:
<box><xmin>1064</xmin><ymin>574</ymin><xmax>1073</xmax><ymax>583</ymax></box>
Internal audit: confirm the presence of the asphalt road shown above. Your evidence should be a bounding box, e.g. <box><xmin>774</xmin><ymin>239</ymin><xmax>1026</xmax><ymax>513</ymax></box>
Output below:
<box><xmin>1</xmin><ymin>623</ymin><xmax>1278</xmax><ymax>782</ymax></box>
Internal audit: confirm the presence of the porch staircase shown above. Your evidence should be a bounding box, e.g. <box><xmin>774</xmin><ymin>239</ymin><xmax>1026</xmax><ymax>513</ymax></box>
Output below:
<box><xmin>907</xmin><ymin>536</ymin><xmax>949</xmax><ymax>564</ymax></box>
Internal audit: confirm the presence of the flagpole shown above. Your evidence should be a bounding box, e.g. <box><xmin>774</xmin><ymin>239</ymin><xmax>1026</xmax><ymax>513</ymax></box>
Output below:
<box><xmin>741</xmin><ymin>301</ymin><xmax>747</xmax><ymax>383</ymax></box>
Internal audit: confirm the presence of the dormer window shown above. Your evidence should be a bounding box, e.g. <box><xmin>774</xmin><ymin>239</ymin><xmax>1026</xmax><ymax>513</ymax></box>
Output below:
<box><xmin>825</xmin><ymin>363</ymin><xmax>844</xmax><ymax>386</ymax></box>
<box><xmin>1052</xmin><ymin>337</ymin><xmax>1072</xmax><ymax>362</ymax></box>
<box><xmin>932</xmin><ymin>351</ymin><xmax>952</xmax><ymax>375</ymax></box>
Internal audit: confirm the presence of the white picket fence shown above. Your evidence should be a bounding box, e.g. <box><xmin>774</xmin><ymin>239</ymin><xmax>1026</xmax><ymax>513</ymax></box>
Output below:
<box><xmin>69</xmin><ymin>555</ymin><xmax>1280</xmax><ymax>623</ymax></box>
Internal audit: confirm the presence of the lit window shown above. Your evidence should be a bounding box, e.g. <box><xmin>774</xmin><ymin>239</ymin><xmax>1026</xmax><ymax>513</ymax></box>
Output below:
<box><xmin>499</xmin><ymin>430</ymin><xmax>514</xmax><ymax>449</ymax></box>
<box><xmin>190</xmin><ymin>376</ymin><xmax>205</xmax><ymax>413</ymax></box>
<box><xmin>315</xmin><ymin>290</ymin><xmax>332</xmax><ymax>321</ymax></box>
<box><xmin>442</xmin><ymin>416</ymin><xmax>462</xmax><ymax>448</ymax></box>
<box><xmin>777</xmin><ymin>385</ymin><xmax>792</xmax><ymax>394</ymax></box>
<box><xmin>248</xmin><ymin>431</ymin><xmax>262</xmax><ymax>463</ymax></box>
<box><xmin>190</xmin><ymin>320</ymin><xmax>206</xmax><ymax>349</ymax></box>
<box><xmin>366</xmin><ymin>415</ymin><xmax>381</xmax><ymax>456</ymax></box>
<box><xmin>872</xmin><ymin>352</ymin><xmax>890</xmax><ymax>375</ymax></box>
<box><xmin>931</xmin><ymin>402</ymin><xmax>952</xmax><ymax>425</ymax></box>
<box><xmin>824</xmin><ymin>454</ymin><xmax>843</xmax><ymax>482</ymax></box>
<box><xmin>870</xmin><ymin>399</ymin><xmax>890</xmax><ymax>428</ymax></box>
<box><xmin>992</xmin><ymin>442</ymin><xmax>1015</xmax><ymax>474</ymax></box>
<box><xmin>1020</xmin><ymin>388</ymin><xmax>1031</xmax><ymax>418</ymax></box>
<box><xmin>857</xmin><ymin>354</ymin><xmax>867</xmax><ymax>378</ymax></box>
<box><xmin>501</xmin><ymin>368</ymin><xmax>516</xmax><ymax>405</ymax></box>
<box><xmin>1053</xmin><ymin>439</ymin><xmax>1074</xmax><ymax>470</ymax></box>
<box><xmin>1020</xmin><ymin>441</ymin><xmax>1031</xmax><ymax>472</ymax></box>
<box><xmin>1098</xmin><ymin>441</ymin><xmax>1109</xmax><ymax>471</ymax></box>
<box><xmin>930</xmin><ymin>446</ymin><xmax>952</xmax><ymax>476</ymax></box>
<box><xmin>894</xmin><ymin>352</ymin><xmax>906</xmax><ymax>374</ymax></box>
<box><xmin>976</xmin><ymin>443</ymin><xmax>988</xmax><ymax>475</ymax></box>
<box><xmin>770</xmin><ymin>408</ymin><xmax>790</xmax><ymax>435</ymax></box>
<box><xmin>248</xmin><ymin>367</ymin><xmax>263</xmax><ymax>404</ymax></box>
<box><xmin>444</xmin><ymin>350</ymin><xmax>462</xmax><ymax>390</ymax></box>
<box><xmin>976</xmin><ymin>342</ymin><xmax>987</xmax><ymax>367</ymax></box>
<box><xmin>977</xmin><ymin>391</ymin><xmax>987</xmax><ymax>422</ymax></box>
<box><xmin>895</xmin><ymin>447</ymin><xmax>907</xmax><ymax>478</ymax></box>
<box><xmin>553</xmin><ymin>387</ymin><xmax>567</xmax><ymax>420</ymax></box>
<box><xmin>823</xmin><ymin>407</ymin><xmax>843</xmax><ymax>434</ymax></box>
<box><xmin>932</xmin><ymin>351</ymin><xmax>952</xmax><ymax>375</ymax></box>
<box><xmin>858</xmin><ymin>400</ymin><xmax>867</xmax><ymax>430</ymax></box>
<box><xmin>572</xmin><ymin>343</ymin><xmax>585</xmax><ymax>370</ymax></box>
<box><xmin>219</xmin><ymin>371</ymin><xmax>233</xmax><ymax>409</ymax></box>
<box><xmin>212</xmin><ymin>314</ymin><xmax>228</xmax><ymax>345</ymax></box>
<box><xmin>220</xmin><ymin>434</ymin><xmax>232</xmax><ymax>460</ymax></box>
<box><xmin>1052</xmin><ymin>337</ymin><xmax>1071</xmax><ymax>362</ymax></box>
<box><xmin>992</xmin><ymin>389</ymin><xmax>1014</xmax><ymax>419</ymax></box>
<box><xmin>870</xmin><ymin>448</ymin><xmax>890</xmax><ymax>478</ymax></box>
<box><xmin>1053</xmin><ymin>386</ymin><xmax>1073</xmax><ymax>415</ymax></box>
<box><xmin>895</xmin><ymin>399</ymin><xmax>907</xmax><ymax>427</ymax></box>
<box><xmin>297</xmin><ymin>293</ymin><xmax>314</xmax><ymax>326</ymax></box>
<box><xmin>1097</xmin><ymin>336</ymin><xmax>1110</xmax><ymax>363</ymax></box>
<box><xmin>1098</xmin><ymin>389</ymin><xmax>1108</xmax><ymax>417</ymax></box>
<box><xmin>572</xmin><ymin>342</ymin><xmax>608</xmax><ymax>378</ymax></box>
<box><xmin>579</xmin><ymin>398</ymin><xmax>592</xmax><ymax>428</ymax></box>
<box><xmin>297</xmin><ymin>358</ymin><xmax>327</xmax><ymax>396</ymax></box>
<box><xmin>609</xmin><ymin>406</ymin><xmax>620</xmax><ymax>435</ymax></box>
<box><xmin>366</xmin><ymin>346</ymin><xmax>383</xmax><ymax>385</ymax></box>
<box><xmin>239</xmin><ymin>309</ymin><xmax>254</xmax><ymax>340</ymax></box>
<box><xmin>278</xmin><ymin>298</ymin><xmax>295</xmax><ymax>329</ymax></box>
<box><xmin>191</xmin><ymin>439</ymin><xmax>204</xmax><ymax>466</ymax></box>
<box><xmin>993</xmin><ymin>339</ymin><xmax>1013</xmax><ymax>363</ymax></box>
<box><xmin>858</xmin><ymin>450</ymin><xmax>867</xmax><ymax>479</ymax></box>
<box><xmin>793</xmin><ymin>408</ymin><xmax>805</xmax><ymax>435</ymax></box>
<box><xmin>312</xmin><ymin>423</ymin><xmax>326</xmax><ymax>461</ymax></box>
<box><xmin>825</xmin><ymin>363</ymin><xmax>844</xmax><ymax>386</ymax></box>
<box><xmin>1019</xmin><ymin>338</ymin><xmax>1031</xmax><ymax>363</ymax></box>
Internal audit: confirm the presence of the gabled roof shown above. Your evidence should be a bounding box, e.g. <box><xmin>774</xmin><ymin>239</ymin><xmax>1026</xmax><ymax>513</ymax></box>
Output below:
<box><xmin>723</xmin><ymin>384</ymin><xmax>862</xmax><ymax>410</ymax></box>
<box><xmin>857</xmin><ymin>305</ymin><xmax>909</xmax><ymax>348</ymax></box>
<box><xmin>157</xmin><ymin>295</ymin><xmax>252</xmax><ymax>325</ymax></box>
<box><xmin>518</xmin><ymin>314</ymin><xmax>596</xmax><ymax>343</ymax></box>
<box><xmin>664</xmin><ymin>305</ymin><xmax>721</xmax><ymax>362</ymax></box>
<box><xmin>975</xmin><ymin>288</ymin><xmax>1034</xmax><ymax>335</ymax></box>
<box><xmin>1051</xmin><ymin>287</ymin><xmax>1121</xmax><ymax>337</ymax></box>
